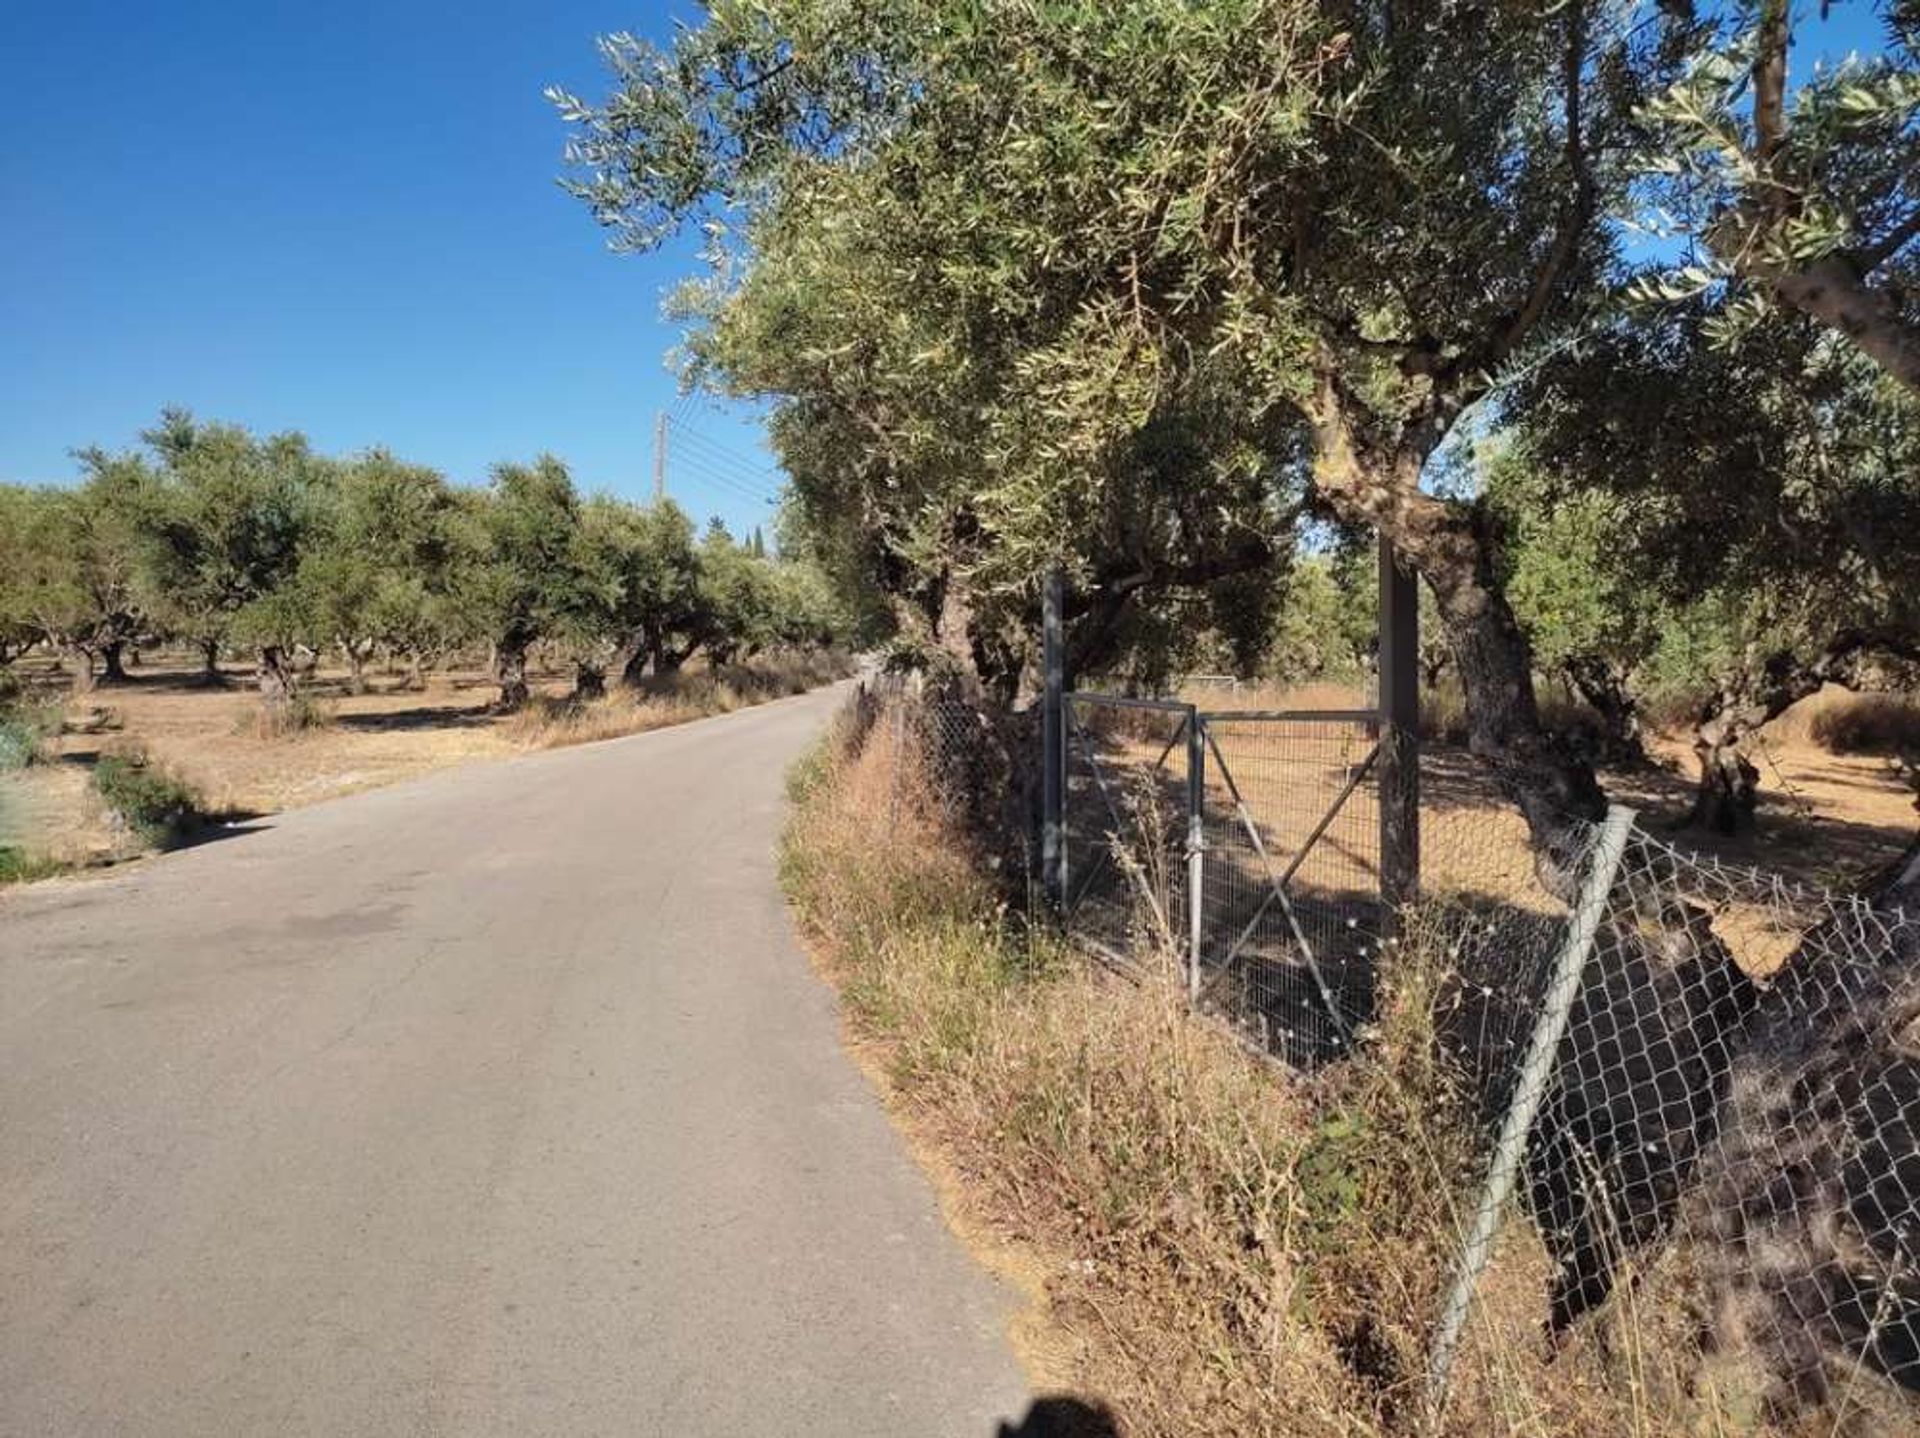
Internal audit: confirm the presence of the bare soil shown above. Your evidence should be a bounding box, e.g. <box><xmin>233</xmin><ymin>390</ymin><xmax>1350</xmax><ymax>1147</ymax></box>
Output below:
<box><xmin>1</xmin><ymin>649</ymin><xmax>848</xmax><ymax>871</ymax></box>
<box><xmin>1179</xmin><ymin>678</ymin><xmax>1917</xmax><ymax>896</ymax></box>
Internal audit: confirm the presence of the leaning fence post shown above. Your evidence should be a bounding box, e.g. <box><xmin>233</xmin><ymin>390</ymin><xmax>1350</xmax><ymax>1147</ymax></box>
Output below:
<box><xmin>1041</xmin><ymin>569</ymin><xmax>1066</xmax><ymax>913</ymax></box>
<box><xmin>1425</xmin><ymin>803</ymin><xmax>1637</xmax><ymax>1412</ymax></box>
<box><xmin>1186</xmin><ymin>708</ymin><xmax>1205</xmax><ymax>1004</ymax></box>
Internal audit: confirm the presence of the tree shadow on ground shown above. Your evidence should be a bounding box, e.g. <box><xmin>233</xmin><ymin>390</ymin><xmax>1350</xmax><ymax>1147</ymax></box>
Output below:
<box><xmin>1419</xmin><ymin>742</ymin><xmax>1916</xmax><ymax>891</ymax></box>
<box><xmin>331</xmin><ymin>705</ymin><xmax>498</xmax><ymax>734</ymax></box>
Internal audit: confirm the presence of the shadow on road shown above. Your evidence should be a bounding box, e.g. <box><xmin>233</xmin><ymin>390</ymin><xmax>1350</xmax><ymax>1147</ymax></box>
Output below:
<box><xmin>997</xmin><ymin>1395</ymin><xmax>1121</xmax><ymax>1437</ymax></box>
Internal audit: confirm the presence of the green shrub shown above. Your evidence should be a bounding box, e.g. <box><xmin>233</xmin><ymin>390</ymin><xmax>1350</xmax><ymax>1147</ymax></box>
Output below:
<box><xmin>0</xmin><ymin>846</ymin><xmax>67</xmax><ymax>886</ymax></box>
<box><xmin>92</xmin><ymin>753</ymin><xmax>203</xmax><ymax>846</ymax></box>
<box><xmin>0</xmin><ymin>700</ymin><xmax>63</xmax><ymax>771</ymax></box>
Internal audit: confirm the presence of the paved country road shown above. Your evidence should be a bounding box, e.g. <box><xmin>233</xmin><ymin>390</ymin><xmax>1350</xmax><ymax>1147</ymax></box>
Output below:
<box><xmin>0</xmin><ymin>687</ymin><xmax>1033</xmax><ymax>1436</ymax></box>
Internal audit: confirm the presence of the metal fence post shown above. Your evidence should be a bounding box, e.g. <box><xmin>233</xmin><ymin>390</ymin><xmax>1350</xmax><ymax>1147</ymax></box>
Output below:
<box><xmin>1425</xmin><ymin>804</ymin><xmax>1636</xmax><ymax>1411</ymax></box>
<box><xmin>1187</xmin><ymin>708</ymin><xmax>1205</xmax><ymax>1004</ymax></box>
<box><xmin>1041</xmin><ymin>569</ymin><xmax>1066</xmax><ymax>913</ymax></box>
<box><xmin>1379</xmin><ymin>537</ymin><xmax>1420</xmax><ymax>923</ymax></box>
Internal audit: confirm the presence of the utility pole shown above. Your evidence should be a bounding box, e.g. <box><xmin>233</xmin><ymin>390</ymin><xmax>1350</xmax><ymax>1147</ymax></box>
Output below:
<box><xmin>653</xmin><ymin>412</ymin><xmax>667</xmax><ymax>503</ymax></box>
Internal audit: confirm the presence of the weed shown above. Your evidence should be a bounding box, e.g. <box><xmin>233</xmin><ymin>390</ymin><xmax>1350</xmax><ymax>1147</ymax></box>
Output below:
<box><xmin>91</xmin><ymin>752</ymin><xmax>204</xmax><ymax>846</ymax></box>
<box><xmin>0</xmin><ymin>846</ymin><xmax>68</xmax><ymax>885</ymax></box>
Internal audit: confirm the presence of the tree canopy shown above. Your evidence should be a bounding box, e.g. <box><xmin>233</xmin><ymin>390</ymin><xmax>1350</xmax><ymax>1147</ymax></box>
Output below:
<box><xmin>1</xmin><ymin>413</ymin><xmax>853</xmax><ymax>712</ymax></box>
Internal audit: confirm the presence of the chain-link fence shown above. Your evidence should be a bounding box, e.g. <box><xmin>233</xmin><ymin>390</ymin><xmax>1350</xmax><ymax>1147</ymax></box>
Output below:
<box><xmin>850</xmin><ymin>670</ymin><xmax>1920</xmax><ymax>1428</ymax></box>
<box><xmin>1061</xmin><ymin>694</ymin><xmax>1195</xmax><ymax>969</ymax></box>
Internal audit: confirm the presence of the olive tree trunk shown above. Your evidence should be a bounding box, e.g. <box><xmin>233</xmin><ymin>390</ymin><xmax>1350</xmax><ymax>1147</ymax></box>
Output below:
<box><xmin>495</xmin><ymin>639</ymin><xmax>531</xmax><ymax>710</ymax></box>
<box><xmin>66</xmin><ymin>644</ymin><xmax>97</xmax><ymax>697</ymax></box>
<box><xmin>573</xmin><ymin>661</ymin><xmax>607</xmax><ymax>701</ymax></box>
<box><xmin>340</xmin><ymin>640</ymin><xmax>370</xmax><ymax>696</ymax></box>
<box><xmin>1562</xmin><ymin>653</ymin><xmax>1644</xmax><ymax>762</ymax></box>
<box><xmin>1687</xmin><ymin>629</ymin><xmax>1915</xmax><ymax>834</ymax></box>
<box><xmin>1308</xmin><ymin>390</ymin><xmax>1606</xmax><ymax>889</ymax></box>
<box><xmin>257</xmin><ymin>645</ymin><xmax>296</xmax><ymax>714</ymax></box>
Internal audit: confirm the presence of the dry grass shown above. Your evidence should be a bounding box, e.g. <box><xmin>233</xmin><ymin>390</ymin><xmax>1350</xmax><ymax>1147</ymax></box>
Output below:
<box><xmin>780</xmin><ymin>714</ymin><xmax>1794</xmax><ymax>1436</ymax></box>
<box><xmin>0</xmin><ymin>648</ymin><xmax>851</xmax><ymax>877</ymax></box>
<box><xmin>506</xmin><ymin>653</ymin><xmax>855</xmax><ymax>751</ymax></box>
<box><xmin>1173</xmin><ymin>677</ymin><xmax>1915</xmax><ymax>894</ymax></box>
<box><xmin>1806</xmin><ymin>690</ymin><xmax>1920</xmax><ymax>759</ymax></box>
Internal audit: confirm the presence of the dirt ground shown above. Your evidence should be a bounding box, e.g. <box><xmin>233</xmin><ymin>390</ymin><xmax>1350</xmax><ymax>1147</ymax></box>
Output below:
<box><xmin>1</xmin><ymin>649</ymin><xmax>847</xmax><ymax>871</ymax></box>
<box><xmin>1172</xmin><ymin>679</ymin><xmax>1918</xmax><ymax>898</ymax></box>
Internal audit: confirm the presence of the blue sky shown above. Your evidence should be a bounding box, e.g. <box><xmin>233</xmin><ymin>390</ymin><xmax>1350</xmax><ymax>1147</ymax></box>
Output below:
<box><xmin>0</xmin><ymin>1</ymin><xmax>783</xmax><ymax>537</ymax></box>
<box><xmin>3</xmin><ymin>2</ymin><xmax>1895</xmax><ymax>538</ymax></box>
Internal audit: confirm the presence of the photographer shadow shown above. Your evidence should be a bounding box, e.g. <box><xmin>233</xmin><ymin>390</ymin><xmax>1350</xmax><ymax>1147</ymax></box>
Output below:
<box><xmin>997</xmin><ymin>1395</ymin><xmax>1121</xmax><ymax>1437</ymax></box>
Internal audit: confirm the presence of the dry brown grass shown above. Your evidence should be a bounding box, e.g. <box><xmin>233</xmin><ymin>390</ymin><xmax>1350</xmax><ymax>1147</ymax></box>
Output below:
<box><xmin>506</xmin><ymin>653</ymin><xmax>855</xmax><ymax>751</ymax></box>
<box><xmin>780</xmin><ymin>715</ymin><xmax>1797</xmax><ymax>1437</ymax></box>
<box><xmin>1172</xmin><ymin>677</ymin><xmax>1914</xmax><ymax>893</ymax></box>
<box><xmin>0</xmin><ymin>648</ymin><xmax>850</xmax><ymax>875</ymax></box>
<box><xmin>1806</xmin><ymin>689</ymin><xmax>1920</xmax><ymax>759</ymax></box>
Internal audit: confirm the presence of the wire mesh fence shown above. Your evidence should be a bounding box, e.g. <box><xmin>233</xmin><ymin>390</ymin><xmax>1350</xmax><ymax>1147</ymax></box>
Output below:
<box><xmin>1196</xmin><ymin>709</ymin><xmax>1382</xmax><ymax>1067</ymax></box>
<box><xmin>1061</xmin><ymin>693</ymin><xmax>1194</xmax><ymax>970</ymax></box>
<box><xmin>850</xmin><ymin>670</ymin><xmax>1920</xmax><ymax>1428</ymax></box>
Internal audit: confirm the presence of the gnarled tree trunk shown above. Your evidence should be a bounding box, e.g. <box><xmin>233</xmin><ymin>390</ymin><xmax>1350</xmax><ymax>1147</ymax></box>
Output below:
<box><xmin>1562</xmin><ymin>653</ymin><xmax>1644</xmax><ymax>762</ymax></box>
<box><xmin>573</xmin><ymin>661</ymin><xmax>607</xmax><ymax>701</ymax></box>
<box><xmin>199</xmin><ymin>639</ymin><xmax>222</xmax><ymax>685</ymax></box>
<box><xmin>99</xmin><ymin>640</ymin><xmax>129</xmax><ymax>685</ymax></box>
<box><xmin>66</xmin><ymin>645</ymin><xmax>96</xmax><ymax>697</ymax></box>
<box><xmin>615</xmin><ymin>635</ymin><xmax>649</xmax><ymax>688</ymax></box>
<box><xmin>1307</xmin><ymin>387</ymin><xmax>1606</xmax><ymax>889</ymax></box>
<box><xmin>340</xmin><ymin>640</ymin><xmax>370</xmax><ymax>696</ymax></box>
<box><xmin>495</xmin><ymin>639</ymin><xmax>531</xmax><ymax>710</ymax></box>
<box><xmin>257</xmin><ymin>645</ymin><xmax>295</xmax><ymax>715</ymax></box>
<box><xmin>1687</xmin><ymin>629</ymin><xmax>1916</xmax><ymax>834</ymax></box>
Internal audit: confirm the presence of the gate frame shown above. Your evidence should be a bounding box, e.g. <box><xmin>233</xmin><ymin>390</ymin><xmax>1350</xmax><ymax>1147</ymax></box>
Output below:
<box><xmin>1060</xmin><ymin>692</ymin><xmax>1196</xmax><ymax>965</ymax></box>
<box><xmin>1040</xmin><ymin>536</ymin><xmax>1420</xmax><ymax>1003</ymax></box>
<box><xmin>1196</xmin><ymin>710</ymin><xmax>1379</xmax><ymax>1040</ymax></box>
<box><xmin>1040</xmin><ymin>540</ymin><xmax>1419</xmax><ymax>920</ymax></box>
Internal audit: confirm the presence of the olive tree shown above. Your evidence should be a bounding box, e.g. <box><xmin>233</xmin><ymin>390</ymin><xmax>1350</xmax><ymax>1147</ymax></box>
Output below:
<box><xmin>555</xmin><ymin>0</ymin><xmax>1722</xmax><ymax>870</ymax></box>
<box><xmin>468</xmin><ymin>457</ymin><xmax>587</xmax><ymax>709</ymax></box>
<box><xmin>293</xmin><ymin>452</ymin><xmax>464</xmax><ymax>693</ymax></box>
<box><xmin>1636</xmin><ymin>0</ymin><xmax>1920</xmax><ymax>389</ymax></box>
<box><xmin>1513</xmin><ymin>308</ymin><xmax>1920</xmax><ymax>829</ymax></box>
<box><xmin>139</xmin><ymin>413</ymin><xmax>324</xmax><ymax>686</ymax></box>
<box><xmin>6</xmin><ymin>458</ymin><xmax>157</xmax><ymax>693</ymax></box>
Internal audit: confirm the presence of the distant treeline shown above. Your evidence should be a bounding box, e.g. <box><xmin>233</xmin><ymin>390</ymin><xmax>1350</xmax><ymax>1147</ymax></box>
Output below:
<box><xmin>0</xmin><ymin>409</ymin><xmax>855</xmax><ymax>710</ymax></box>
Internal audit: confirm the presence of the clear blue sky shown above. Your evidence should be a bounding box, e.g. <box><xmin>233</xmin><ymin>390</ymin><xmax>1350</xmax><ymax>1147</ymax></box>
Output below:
<box><xmin>0</xmin><ymin>0</ymin><xmax>784</xmax><ymax>537</ymax></box>
<box><xmin>3</xmin><ymin>2</ymin><xmax>1893</xmax><ymax>538</ymax></box>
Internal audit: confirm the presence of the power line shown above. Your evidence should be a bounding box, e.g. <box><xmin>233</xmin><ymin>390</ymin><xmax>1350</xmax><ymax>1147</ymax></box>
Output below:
<box><xmin>665</xmin><ymin>447</ymin><xmax>781</xmax><ymax>503</ymax></box>
<box><xmin>670</xmin><ymin>452</ymin><xmax>778</xmax><ymax>505</ymax></box>
<box><xmin>664</xmin><ymin>413</ymin><xmax>776</xmax><ymax>476</ymax></box>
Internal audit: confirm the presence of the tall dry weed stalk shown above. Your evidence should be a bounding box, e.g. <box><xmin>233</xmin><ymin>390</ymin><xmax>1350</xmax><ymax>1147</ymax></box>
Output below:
<box><xmin>782</xmin><ymin>704</ymin><xmax>1810</xmax><ymax>1437</ymax></box>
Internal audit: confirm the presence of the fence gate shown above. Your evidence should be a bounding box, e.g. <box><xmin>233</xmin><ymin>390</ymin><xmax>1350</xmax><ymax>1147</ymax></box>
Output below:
<box><xmin>1193</xmin><ymin>708</ymin><xmax>1383</xmax><ymax>1066</ymax></box>
<box><xmin>1061</xmin><ymin>693</ymin><xmax>1198</xmax><ymax>969</ymax></box>
<box><xmin>1059</xmin><ymin>693</ymin><xmax>1387</xmax><ymax>1067</ymax></box>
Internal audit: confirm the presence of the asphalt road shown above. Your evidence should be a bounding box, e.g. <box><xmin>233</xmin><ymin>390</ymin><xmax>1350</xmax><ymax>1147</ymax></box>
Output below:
<box><xmin>0</xmin><ymin>686</ymin><xmax>1033</xmax><ymax>1436</ymax></box>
